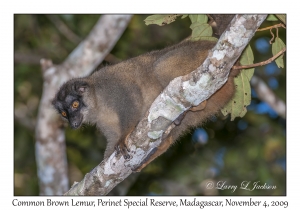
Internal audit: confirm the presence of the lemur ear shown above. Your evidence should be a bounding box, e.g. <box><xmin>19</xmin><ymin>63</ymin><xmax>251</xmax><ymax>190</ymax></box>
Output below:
<box><xmin>73</xmin><ymin>81</ymin><xmax>89</xmax><ymax>95</ymax></box>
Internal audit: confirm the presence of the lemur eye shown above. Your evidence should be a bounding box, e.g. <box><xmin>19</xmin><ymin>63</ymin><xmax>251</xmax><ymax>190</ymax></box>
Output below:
<box><xmin>72</xmin><ymin>101</ymin><xmax>79</xmax><ymax>108</ymax></box>
<box><xmin>61</xmin><ymin>111</ymin><xmax>67</xmax><ymax>117</ymax></box>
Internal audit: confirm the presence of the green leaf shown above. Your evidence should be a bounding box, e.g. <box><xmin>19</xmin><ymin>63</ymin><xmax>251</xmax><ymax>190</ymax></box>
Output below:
<box><xmin>189</xmin><ymin>14</ymin><xmax>207</xmax><ymax>24</ymax></box>
<box><xmin>144</xmin><ymin>15</ymin><xmax>180</xmax><ymax>26</ymax></box>
<box><xmin>190</xmin><ymin>22</ymin><xmax>204</xmax><ymax>30</ymax></box>
<box><xmin>191</xmin><ymin>23</ymin><xmax>213</xmax><ymax>38</ymax></box>
<box><xmin>188</xmin><ymin>15</ymin><xmax>212</xmax><ymax>40</ymax></box>
<box><xmin>181</xmin><ymin>15</ymin><xmax>188</xmax><ymax>19</ymax></box>
<box><xmin>272</xmin><ymin>37</ymin><xmax>285</xmax><ymax>68</ymax></box>
<box><xmin>240</xmin><ymin>45</ymin><xmax>255</xmax><ymax>79</ymax></box>
<box><xmin>221</xmin><ymin>45</ymin><xmax>254</xmax><ymax>120</ymax></box>
<box><xmin>266</xmin><ymin>15</ymin><xmax>279</xmax><ymax>21</ymax></box>
<box><xmin>275</xmin><ymin>14</ymin><xmax>286</xmax><ymax>25</ymax></box>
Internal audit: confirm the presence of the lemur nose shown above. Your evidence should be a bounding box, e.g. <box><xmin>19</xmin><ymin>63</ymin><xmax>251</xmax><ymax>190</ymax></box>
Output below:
<box><xmin>71</xmin><ymin>121</ymin><xmax>80</xmax><ymax>129</ymax></box>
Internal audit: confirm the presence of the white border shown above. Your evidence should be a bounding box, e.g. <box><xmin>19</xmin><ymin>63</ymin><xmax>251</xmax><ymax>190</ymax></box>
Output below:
<box><xmin>3</xmin><ymin>0</ymin><xmax>297</xmax><ymax>209</ymax></box>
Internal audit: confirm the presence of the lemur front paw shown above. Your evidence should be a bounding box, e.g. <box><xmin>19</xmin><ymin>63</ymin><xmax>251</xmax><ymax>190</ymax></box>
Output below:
<box><xmin>115</xmin><ymin>140</ymin><xmax>131</xmax><ymax>160</ymax></box>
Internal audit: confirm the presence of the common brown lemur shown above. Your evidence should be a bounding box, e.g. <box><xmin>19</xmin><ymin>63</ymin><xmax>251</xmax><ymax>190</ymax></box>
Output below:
<box><xmin>52</xmin><ymin>15</ymin><xmax>238</xmax><ymax>169</ymax></box>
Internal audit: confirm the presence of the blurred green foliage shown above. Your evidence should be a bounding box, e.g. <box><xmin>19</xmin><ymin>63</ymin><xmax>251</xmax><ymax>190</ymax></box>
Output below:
<box><xmin>14</xmin><ymin>15</ymin><xmax>286</xmax><ymax>196</ymax></box>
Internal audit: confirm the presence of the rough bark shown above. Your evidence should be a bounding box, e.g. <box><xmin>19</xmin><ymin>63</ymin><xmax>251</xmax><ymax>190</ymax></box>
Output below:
<box><xmin>35</xmin><ymin>15</ymin><xmax>132</xmax><ymax>195</ymax></box>
<box><xmin>64</xmin><ymin>15</ymin><xmax>267</xmax><ymax>196</ymax></box>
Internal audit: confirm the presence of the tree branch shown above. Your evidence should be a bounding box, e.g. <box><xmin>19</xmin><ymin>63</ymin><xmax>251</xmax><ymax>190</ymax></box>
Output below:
<box><xmin>64</xmin><ymin>14</ymin><xmax>267</xmax><ymax>196</ymax></box>
<box><xmin>251</xmin><ymin>75</ymin><xmax>286</xmax><ymax>118</ymax></box>
<box><xmin>35</xmin><ymin>15</ymin><xmax>132</xmax><ymax>195</ymax></box>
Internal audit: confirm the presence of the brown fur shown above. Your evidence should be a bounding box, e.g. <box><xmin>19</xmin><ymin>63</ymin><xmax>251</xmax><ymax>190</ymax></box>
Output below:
<box><xmin>53</xmin><ymin>39</ymin><xmax>239</xmax><ymax>167</ymax></box>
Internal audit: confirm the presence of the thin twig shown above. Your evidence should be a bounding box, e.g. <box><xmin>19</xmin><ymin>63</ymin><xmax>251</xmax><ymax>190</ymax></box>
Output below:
<box><xmin>257</xmin><ymin>23</ymin><xmax>286</xmax><ymax>31</ymax></box>
<box><xmin>14</xmin><ymin>52</ymin><xmax>43</xmax><ymax>65</ymax></box>
<box><xmin>232</xmin><ymin>47</ymin><xmax>286</xmax><ymax>70</ymax></box>
<box><xmin>269</xmin><ymin>28</ymin><xmax>275</xmax><ymax>44</ymax></box>
<box><xmin>46</xmin><ymin>15</ymin><xmax>81</xmax><ymax>44</ymax></box>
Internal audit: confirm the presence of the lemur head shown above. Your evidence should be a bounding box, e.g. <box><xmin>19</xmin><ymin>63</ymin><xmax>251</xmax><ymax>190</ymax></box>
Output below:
<box><xmin>52</xmin><ymin>79</ymin><xmax>89</xmax><ymax>129</ymax></box>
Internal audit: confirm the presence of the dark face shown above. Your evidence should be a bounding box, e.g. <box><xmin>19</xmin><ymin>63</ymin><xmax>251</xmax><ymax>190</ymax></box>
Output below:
<box><xmin>52</xmin><ymin>80</ymin><xmax>88</xmax><ymax>129</ymax></box>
